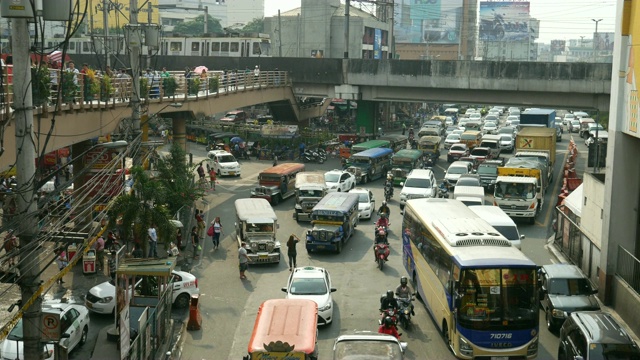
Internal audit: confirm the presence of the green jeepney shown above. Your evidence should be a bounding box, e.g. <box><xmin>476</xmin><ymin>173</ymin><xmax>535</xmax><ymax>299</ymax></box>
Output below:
<box><xmin>418</xmin><ymin>136</ymin><xmax>442</xmax><ymax>162</ymax></box>
<box><xmin>387</xmin><ymin>149</ymin><xmax>423</xmax><ymax>186</ymax></box>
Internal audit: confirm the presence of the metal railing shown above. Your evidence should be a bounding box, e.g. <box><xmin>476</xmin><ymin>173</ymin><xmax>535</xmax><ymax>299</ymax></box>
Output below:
<box><xmin>616</xmin><ymin>245</ymin><xmax>640</xmax><ymax>295</ymax></box>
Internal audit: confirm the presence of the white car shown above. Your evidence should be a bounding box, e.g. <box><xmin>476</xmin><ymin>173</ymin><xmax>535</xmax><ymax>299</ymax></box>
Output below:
<box><xmin>482</xmin><ymin>122</ymin><xmax>498</xmax><ymax>134</ymax></box>
<box><xmin>349</xmin><ymin>187</ymin><xmax>375</xmax><ymax>220</ymax></box>
<box><xmin>506</xmin><ymin>115</ymin><xmax>520</xmax><ymax>123</ymax></box>
<box><xmin>282</xmin><ymin>266</ymin><xmax>336</xmax><ymax>325</ymax></box>
<box><xmin>0</xmin><ymin>302</ymin><xmax>90</xmax><ymax>360</ymax></box>
<box><xmin>399</xmin><ymin>169</ymin><xmax>437</xmax><ymax>208</ymax></box>
<box><xmin>452</xmin><ymin>129</ymin><xmax>464</xmax><ymax>136</ymax></box>
<box><xmin>207</xmin><ymin>150</ymin><xmax>241</xmax><ymax>177</ymax></box>
<box><xmin>444</xmin><ymin>161</ymin><xmax>472</xmax><ymax>188</ymax></box>
<box><xmin>444</xmin><ymin>134</ymin><xmax>461</xmax><ymax>149</ymax></box>
<box><xmin>484</xmin><ymin>114</ymin><xmax>499</xmax><ymax>123</ymax></box>
<box><xmin>85</xmin><ymin>270</ymin><xmax>199</xmax><ymax>314</ymax></box>
<box><xmin>499</xmin><ymin>134</ymin><xmax>514</xmax><ymax>152</ymax></box>
<box><xmin>563</xmin><ymin>113</ymin><xmax>575</xmax><ymax>125</ymax></box>
<box><xmin>324</xmin><ymin>169</ymin><xmax>356</xmax><ymax>192</ymax></box>
<box><xmin>468</xmin><ymin>113</ymin><xmax>482</xmax><ymax>122</ymax></box>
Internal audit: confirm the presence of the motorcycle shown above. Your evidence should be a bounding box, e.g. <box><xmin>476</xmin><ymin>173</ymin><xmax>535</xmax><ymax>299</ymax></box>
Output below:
<box><xmin>384</xmin><ymin>183</ymin><xmax>393</xmax><ymax>202</ymax></box>
<box><xmin>302</xmin><ymin>149</ymin><xmax>325</xmax><ymax>164</ymax></box>
<box><xmin>423</xmin><ymin>157</ymin><xmax>434</xmax><ymax>169</ymax></box>
<box><xmin>438</xmin><ymin>182</ymin><xmax>449</xmax><ymax>198</ymax></box>
<box><xmin>374</xmin><ymin>225</ymin><xmax>389</xmax><ymax>244</ymax></box>
<box><xmin>397</xmin><ymin>296</ymin><xmax>415</xmax><ymax>329</ymax></box>
<box><xmin>378</xmin><ymin>306</ymin><xmax>398</xmax><ymax>326</ymax></box>
<box><xmin>374</xmin><ymin>243</ymin><xmax>390</xmax><ymax>270</ymax></box>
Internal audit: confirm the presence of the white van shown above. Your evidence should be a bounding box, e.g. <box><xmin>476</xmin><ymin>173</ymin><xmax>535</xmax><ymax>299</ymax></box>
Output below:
<box><xmin>468</xmin><ymin>205</ymin><xmax>525</xmax><ymax>249</ymax></box>
<box><xmin>453</xmin><ymin>186</ymin><xmax>485</xmax><ymax>206</ymax></box>
<box><xmin>399</xmin><ymin>169</ymin><xmax>437</xmax><ymax>209</ymax></box>
<box><xmin>207</xmin><ymin>150</ymin><xmax>241</xmax><ymax>177</ymax></box>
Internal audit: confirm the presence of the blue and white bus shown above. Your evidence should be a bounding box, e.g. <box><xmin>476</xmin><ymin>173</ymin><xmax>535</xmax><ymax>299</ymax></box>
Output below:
<box><xmin>402</xmin><ymin>198</ymin><xmax>539</xmax><ymax>359</ymax></box>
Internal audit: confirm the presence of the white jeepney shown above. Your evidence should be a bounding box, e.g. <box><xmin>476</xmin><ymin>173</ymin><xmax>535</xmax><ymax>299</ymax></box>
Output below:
<box><xmin>294</xmin><ymin>172</ymin><xmax>327</xmax><ymax>222</ymax></box>
<box><xmin>234</xmin><ymin>199</ymin><xmax>280</xmax><ymax>263</ymax></box>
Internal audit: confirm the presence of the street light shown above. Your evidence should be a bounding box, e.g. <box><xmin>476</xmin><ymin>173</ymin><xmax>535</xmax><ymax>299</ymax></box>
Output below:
<box><xmin>592</xmin><ymin>19</ymin><xmax>603</xmax><ymax>63</ymax></box>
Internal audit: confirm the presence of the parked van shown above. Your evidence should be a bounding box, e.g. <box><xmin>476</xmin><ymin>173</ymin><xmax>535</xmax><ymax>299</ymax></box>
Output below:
<box><xmin>469</xmin><ymin>205</ymin><xmax>525</xmax><ymax>249</ymax></box>
<box><xmin>219</xmin><ymin>110</ymin><xmax>248</xmax><ymax>123</ymax></box>
<box><xmin>453</xmin><ymin>186</ymin><xmax>485</xmax><ymax>206</ymax></box>
<box><xmin>245</xmin><ymin>299</ymin><xmax>318</xmax><ymax>360</ymax></box>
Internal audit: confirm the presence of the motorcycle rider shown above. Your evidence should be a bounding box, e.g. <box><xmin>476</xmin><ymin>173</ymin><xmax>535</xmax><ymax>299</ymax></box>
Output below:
<box><xmin>378</xmin><ymin>201</ymin><xmax>390</xmax><ymax>221</ymax></box>
<box><xmin>378</xmin><ymin>316</ymin><xmax>401</xmax><ymax>339</ymax></box>
<box><xmin>395</xmin><ymin>276</ymin><xmax>416</xmax><ymax>316</ymax></box>
<box><xmin>384</xmin><ymin>175</ymin><xmax>394</xmax><ymax>198</ymax></box>
<box><xmin>375</xmin><ymin>213</ymin><xmax>389</xmax><ymax>230</ymax></box>
<box><xmin>380</xmin><ymin>290</ymin><xmax>399</xmax><ymax>313</ymax></box>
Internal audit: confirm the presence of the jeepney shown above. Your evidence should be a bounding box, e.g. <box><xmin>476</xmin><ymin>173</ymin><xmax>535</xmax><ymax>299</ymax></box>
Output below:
<box><xmin>347</xmin><ymin>148</ymin><xmax>394</xmax><ymax>184</ymax></box>
<box><xmin>234</xmin><ymin>199</ymin><xmax>280</xmax><ymax>263</ymax></box>
<box><xmin>417</xmin><ymin>135</ymin><xmax>442</xmax><ymax>162</ymax></box>
<box><xmin>388</xmin><ymin>149</ymin><xmax>423</xmax><ymax>186</ymax></box>
<box><xmin>306</xmin><ymin>192</ymin><xmax>359</xmax><ymax>254</ymax></box>
<box><xmin>294</xmin><ymin>172</ymin><xmax>327</xmax><ymax>222</ymax></box>
<box><xmin>251</xmin><ymin>163</ymin><xmax>305</xmax><ymax>205</ymax></box>
<box><xmin>379</xmin><ymin>135</ymin><xmax>408</xmax><ymax>152</ymax></box>
<box><xmin>245</xmin><ymin>299</ymin><xmax>318</xmax><ymax>360</ymax></box>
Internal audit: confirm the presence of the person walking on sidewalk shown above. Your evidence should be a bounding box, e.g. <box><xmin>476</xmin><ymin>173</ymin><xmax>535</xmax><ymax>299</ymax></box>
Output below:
<box><xmin>195</xmin><ymin>210</ymin><xmax>206</xmax><ymax>238</ymax></box>
<box><xmin>402</xmin><ymin>122</ymin><xmax>407</xmax><ymax>135</ymax></box>
<box><xmin>55</xmin><ymin>247</ymin><xmax>67</xmax><ymax>284</ymax></box>
<box><xmin>94</xmin><ymin>235</ymin><xmax>105</xmax><ymax>272</ymax></box>
<box><xmin>197</xmin><ymin>162</ymin><xmax>206</xmax><ymax>187</ymax></box>
<box><xmin>239</xmin><ymin>242</ymin><xmax>251</xmax><ymax>279</ymax></box>
<box><xmin>286</xmin><ymin>234</ymin><xmax>300</xmax><ymax>271</ymax></box>
<box><xmin>148</xmin><ymin>224</ymin><xmax>158</xmax><ymax>258</ymax></box>
<box><xmin>209</xmin><ymin>167</ymin><xmax>217</xmax><ymax>190</ymax></box>
<box><xmin>210</xmin><ymin>217</ymin><xmax>223</xmax><ymax>249</ymax></box>
<box><xmin>191</xmin><ymin>226</ymin><xmax>200</xmax><ymax>260</ymax></box>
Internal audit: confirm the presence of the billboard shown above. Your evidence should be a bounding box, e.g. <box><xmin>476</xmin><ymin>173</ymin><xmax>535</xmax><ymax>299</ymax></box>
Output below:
<box><xmin>479</xmin><ymin>1</ymin><xmax>530</xmax><ymax>42</ymax></box>
<box><xmin>550</xmin><ymin>40</ymin><xmax>566</xmax><ymax>55</ymax></box>
<box><xmin>594</xmin><ymin>32</ymin><xmax>614</xmax><ymax>51</ymax></box>
<box><xmin>395</xmin><ymin>0</ymin><xmax>463</xmax><ymax>44</ymax></box>
<box><xmin>374</xmin><ymin>29</ymin><xmax>382</xmax><ymax>59</ymax></box>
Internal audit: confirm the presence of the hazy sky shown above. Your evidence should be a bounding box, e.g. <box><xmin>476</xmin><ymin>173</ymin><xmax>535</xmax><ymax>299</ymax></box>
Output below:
<box><xmin>264</xmin><ymin>0</ymin><xmax>617</xmax><ymax>44</ymax></box>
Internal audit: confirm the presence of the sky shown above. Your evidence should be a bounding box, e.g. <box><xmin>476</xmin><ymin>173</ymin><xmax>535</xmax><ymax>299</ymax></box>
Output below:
<box><xmin>264</xmin><ymin>0</ymin><xmax>617</xmax><ymax>44</ymax></box>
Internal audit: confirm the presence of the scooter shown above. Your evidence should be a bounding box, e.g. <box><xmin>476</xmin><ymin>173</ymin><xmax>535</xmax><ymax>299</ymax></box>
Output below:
<box><xmin>384</xmin><ymin>184</ymin><xmax>393</xmax><ymax>202</ymax></box>
<box><xmin>397</xmin><ymin>296</ymin><xmax>415</xmax><ymax>329</ymax></box>
<box><xmin>374</xmin><ymin>242</ymin><xmax>390</xmax><ymax>270</ymax></box>
<box><xmin>438</xmin><ymin>182</ymin><xmax>449</xmax><ymax>198</ymax></box>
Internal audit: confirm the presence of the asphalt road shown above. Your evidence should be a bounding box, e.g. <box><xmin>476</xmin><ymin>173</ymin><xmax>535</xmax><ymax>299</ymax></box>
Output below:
<box><xmin>177</xmin><ymin>121</ymin><xmax>576</xmax><ymax>360</ymax></box>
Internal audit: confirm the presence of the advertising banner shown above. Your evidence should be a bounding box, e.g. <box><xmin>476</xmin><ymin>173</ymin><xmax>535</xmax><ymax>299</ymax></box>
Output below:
<box><xmin>479</xmin><ymin>1</ymin><xmax>530</xmax><ymax>42</ymax></box>
<box><xmin>261</xmin><ymin>125</ymin><xmax>299</xmax><ymax>138</ymax></box>
<box><xmin>396</xmin><ymin>0</ymin><xmax>463</xmax><ymax>44</ymax></box>
<box><xmin>594</xmin><ymin>32</ymin><xmax>614</xmax><ymax>51</ymax></box>
<box><xmin>550</xmin><ymin>40</ymin><xmax>566</xmax><ymax>55</ymax></box>
<box><xmin>374</xmin><ymin>29</ymin><xmax>382</xmax><ymax>59</ymax></box>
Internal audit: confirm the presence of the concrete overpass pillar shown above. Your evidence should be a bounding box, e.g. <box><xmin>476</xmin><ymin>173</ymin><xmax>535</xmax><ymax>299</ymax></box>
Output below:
<box><xmin>355</xmin><ymin>100</ymin><xmax>377</xmax><ymax>138</ymax></box>
<box><xmin>172</xmin><ymin>117</ymin><xmax>187</xmax><ymax>153</ymax></box>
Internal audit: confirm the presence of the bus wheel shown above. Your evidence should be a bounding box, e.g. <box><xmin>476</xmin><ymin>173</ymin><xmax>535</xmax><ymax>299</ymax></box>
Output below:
<box><xmin>412</xmin><ymin>272</ymin><xmax>422</xmax><ymax>301</ymax></box>
<box><xmin>364</xmin><ymin>175</ymin><xmax>369</xmax><ymax>183</ymax></box>
<box><xmin>443</xmin><ymin>321</ymin><xmax>453</xmax><ymax>353</ymax></box>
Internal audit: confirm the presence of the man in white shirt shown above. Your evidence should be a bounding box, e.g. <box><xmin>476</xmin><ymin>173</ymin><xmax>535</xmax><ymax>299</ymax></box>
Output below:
<box><xmin>148</xmin><ymin>225</ymin><xmax>158</xmax><ymax>258</ymax></box>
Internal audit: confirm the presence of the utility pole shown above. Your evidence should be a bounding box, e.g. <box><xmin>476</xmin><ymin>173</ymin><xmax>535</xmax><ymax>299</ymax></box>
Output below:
<box><xmin>344</xmin><ymin>0</ymin><xmax>350</xmax><ymax>58</ymax></box>
<box><xmin>592</xmin><ymin>18</ymin><xmax>602</xmax><ymax>63</ymax></box>
<box><xmin>278</xmin><ymin>10</ymin><xmax>282</xmax><ymax>57</ymax></box>
<box><xmin>388</xmin><ymin>0</ymin><xmax>394</xmax><ymax>59</ymax></box>
<box><xmin>130</xmin><ymin>0</ymin><xmax>141</xmax><ymax>133</ymax></box>
<box><xmin>11</xmin><ymin>18</ymin><xmax>41</xmax><ymax>360</ymax></box>
<box><xmin>103</xmin><ymin>0</ymin><xmax>110</xmax><ymax>68</ymax></box>
<box><xmin>204</xmin><ymin>6</ymin><xmax>208</xmax><ymax>34</ymax></box>
<box><xmin>147</xmin><ymin>1</ymin><xmax>152</xmax><ymax>69</ymax></box>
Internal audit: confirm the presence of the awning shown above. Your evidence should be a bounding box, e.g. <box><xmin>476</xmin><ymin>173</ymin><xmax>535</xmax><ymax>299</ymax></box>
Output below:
<box><xmin>563</xmin><ymin>184</ymin><xmax>583</xmax><ymax>217</ymax></box>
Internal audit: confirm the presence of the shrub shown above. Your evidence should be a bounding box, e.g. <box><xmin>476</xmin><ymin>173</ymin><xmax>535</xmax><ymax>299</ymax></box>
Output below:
<box><xmin>188</xmin><ymin>78</ymin><xmax>201</xmax><ymax>95</ymax></box>
<box><xmin>162</xmin><ymin>76</ymin><xmax>178</xmax><ymax>96</ymax></box>
<box><xmin>140</xmin><ymin>77</ymin><xmax>149</xmax><ymax>99</ymax></box>
<box><xmin>208</xmin><ymin>76</ymin><xmax>219</xmax><ymax>92</ymax></box>
<box><xmin>31</xmin><ymin>66</ymin><xmax>51</xmax><ymax>106</ymax></box>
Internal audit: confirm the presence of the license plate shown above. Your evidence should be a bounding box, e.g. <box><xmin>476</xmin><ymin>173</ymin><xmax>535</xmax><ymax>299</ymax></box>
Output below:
<box><xmin>259</xmin><ymin>254</ymin><xmax>268</xmax><ymax>259</ymax></box>
<box><xmin>229</xmin><ymin>172</ymin><xmax>235</xmax><ymax>176</ymax></box>
<box><xmin>491</xmin><ymin>357</ymin><xmax>508</xmax><ymax>360</ymax></box>
<box><xmin>316</xmin><ymin>245</ymin><xmax>325</xmax><ymax>249</ymax></box>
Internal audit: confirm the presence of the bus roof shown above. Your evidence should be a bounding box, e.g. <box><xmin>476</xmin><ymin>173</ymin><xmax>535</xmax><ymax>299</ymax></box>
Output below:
<box><xmin>313</xmin><ymin>192</ymin><xmax>359</xmax><ymax>212</ymax></box>
<box><xmin>451</xmin><ymin>244</ymin><xmax>536</xmax><ymax>267</ymax></box>
<box><xmin>234</xmin><ymin>199</ymin><xmax>277</xmax><ymax>221</ymax></box>
<box><xmin>394</xmin><ymin>149</ymin><xmax>423</xmax><ymax>159</ymax></box>
<box><xmin>247</xmin><ymin>299</ymin><xmax>318</xmax><ymax>354</ymax></box>
<box><xmin>352</xmin><ymin>139</ymin><xmax>391</xmax><ymax>150</ymax></box>
<box><xmin>405</xmin><ymin>198</ymin><xmax>512</xmax><ymax>248</ymax></box>
<box><xmin>259</xmin><ymin>163</ymin><xmax>305</xmax><ymax>175</ymax></box>
<box><xmin>351</xmin><ymin>147</ymin><xmax>394</xmax><ymax>159</ymax></box>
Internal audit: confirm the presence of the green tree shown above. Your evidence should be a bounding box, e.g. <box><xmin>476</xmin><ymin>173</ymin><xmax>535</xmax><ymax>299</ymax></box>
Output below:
<box><xmin>155</xmin><ymin>143</ymin><xmax>205</xmax><ymax>216</ymax></box>
<box><xmin>241</xmin><ymin>18</ymin><xmax>264</xmax><ymax>33</ymax></box>
<box><xmin>107</xmin><ymin>166</ymin><xmax>175</xmax><ymax>256</ymax></box>
<box><xmin>173</xmin><ymin>15</ymin><xmax>223</xmax><ymax>35</ymax></box>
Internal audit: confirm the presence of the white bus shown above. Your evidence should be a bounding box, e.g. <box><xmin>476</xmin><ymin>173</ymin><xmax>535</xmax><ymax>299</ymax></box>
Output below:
<box><xmin>401</xmin><ymin>198</ymin><xmax>539</xmax><ymax>359</ymax></box>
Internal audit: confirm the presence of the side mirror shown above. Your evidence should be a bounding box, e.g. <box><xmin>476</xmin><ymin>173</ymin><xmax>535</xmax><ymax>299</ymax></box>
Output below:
<box><xmin>520</xmin><ymin>235</ymin><xmax>526</xmax><ymax>240</ymax></box>
<box><xmin>331</xmin><ymin>288</ymin><xmax>337</xmax><ymax>292</ymax></box>
<box><xmin>281</xmin><ymin>287</ymin><xmax>287</xmax><ymax>293</ymax></box>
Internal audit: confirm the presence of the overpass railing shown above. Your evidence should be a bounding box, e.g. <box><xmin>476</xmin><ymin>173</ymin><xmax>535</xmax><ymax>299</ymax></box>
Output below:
<box><xmin>0</xmin><ymin>66</ymin><xmax>289</xmax><ymax>116</ymax></box>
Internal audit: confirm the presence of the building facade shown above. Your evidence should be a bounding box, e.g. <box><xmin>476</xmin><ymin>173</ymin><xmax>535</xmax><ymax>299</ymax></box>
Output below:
<box><xmin>158</xmin><ymin>0</ymin><xmax>263</xmax><ymax>29</ymax></box>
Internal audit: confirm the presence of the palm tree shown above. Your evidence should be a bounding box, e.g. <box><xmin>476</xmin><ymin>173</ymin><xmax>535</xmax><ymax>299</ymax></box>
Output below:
<box><xmin>155</xmin><ymin>143</ymin><xmax>205</xmax><ymax>216</ymax></box>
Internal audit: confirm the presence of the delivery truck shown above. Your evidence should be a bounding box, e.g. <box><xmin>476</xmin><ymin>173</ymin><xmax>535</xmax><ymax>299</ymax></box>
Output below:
<box><xmin>519</xmin><ymin>109</ymin><xmax>556</xmax><ymax>128</ymax></box>
<box><xmin>515</xmin><ymin>127</ymin><xmax>557</xmax><ymax>183</ymax></box>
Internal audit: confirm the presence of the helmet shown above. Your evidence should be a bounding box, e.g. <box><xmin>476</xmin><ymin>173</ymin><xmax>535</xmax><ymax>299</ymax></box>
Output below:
<box><xmin>378</xmin><ymin>230</ymin><xmax>385</xmax><ymax>237</ymax></box>
<box><xmin>386</xmin><ymin>290</ymin><xmax>394</xmax><ymax>299</ymax></box>
<box><xmin>400</xmin><ymin>276</ymin><xmax>408</xmax><ymax>286</ymax></box>
<box><xmin>382</xmin><ymin>201</ymin><xmax>387</xmax><ymax>206</ymax></box>
<box><xmin>380</xmin><ymin>213</ymin><xmax>387</xmax><ymax>219</ymax></box>
<box><xmin>384</xmin><ymin>316</ymin><xmax>394</xmax><ymax>326</ymax></box>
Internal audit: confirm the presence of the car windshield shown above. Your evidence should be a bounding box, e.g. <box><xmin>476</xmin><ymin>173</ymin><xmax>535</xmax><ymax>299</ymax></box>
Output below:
<box><xmin>493</xmin><ymin>226</ymin><xmax>519</xmax><ymax>241</ymax></box>
<box><xmin>589</xmin><ymin>343</ymin><xmax>640</xmax><ymax>360</ymax></box>
<box><xmin>548</xmin><ymin>278</ymin><xmax>593</xmax><ymax>296</ymax></box>
<box><xmin>224</xmin><ymin>114</ymin><xmax>237</xmax><ymax>119</ymax></box>
<box><xmin>219</xmin><ymin>155</ymin><xmax>236</xmax><ymax>163</ymax></box>
<box><xmin>471</xmin><ymin>149</ymin><xmax>489</xmax><ymax>157</ymax></box>
<box><xmin>477</xmin><ymin>166</ymin><xmax>497</xmax><ymax>175</ymax></box>
<box><xmin>499</xmin><ymin>127</ymin><xmax>514</xmax><ymax>134</ymax></box>
<box><xmin>290</xmin><ymin>278</ymin><xmax>327</xmax><ymax>295</ymax></box>
<box><xmin>325</xmin><ymin>173</ymin><xmax>340</xmax><ymax>182</ymax></box>
<box><xmin>404</xmin><ymin>178</ymin><xmax>431</xmax><ymax>188</ymax></box>
<box><xmin>457</xmin><ymin>268</ymin><xmax>538</xmax><ymax>330</ymax></box>
<box><xmin>495</xmin><ymin>183</ymin><xmax>535</xmax><ymax>200</ymax></box>
<box><xmin>446</xmin><ymin>135</ymin><xmax>460</xmax><ymax>141</ymax></box>
<box><xmin>456</xmin><ymin>178</ymin><xmax>480</xmax><ymax>187</ymax></box>
<box><xmin>501</xmin><ymin>136</ymin><xmax>512</xmax><ymax>142</ymax></box>
<box><xmin>246</xmin><ymin>222</ymin><xmax>274</xmax><ymax>233</ymax></box>
<box><xmin>299</xmin><ymin>189</ymin><xmax>324</xmax><ymax>197</ymax></box>
<box><xmin>7</xmin><ymin>319</ymin><xmax>23</xmax><ymax>340</ymax></box>
<box><xmin>356</xmin><ymin>193</ymin><xmax>370</xmax><ymax>203</ymax></box>
<box><xmin>447</xmin><ymin>166</ymin><xmax>468</xmax><ymax>175</ymax></box>
<box><xmin>450</xmin><ymin>145</ymin><xmax>465</xmax><ymax>152</ymax></box>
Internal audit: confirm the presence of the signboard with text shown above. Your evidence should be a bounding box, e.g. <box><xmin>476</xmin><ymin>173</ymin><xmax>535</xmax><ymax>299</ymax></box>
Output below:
<box><xmin>83</xmin><ymin>148</ymin><xmax>120</xmax><ymax>169</ymax></box>
<box><xmin>41</xmin><ymin>312</ymin><xmax>61</xmax><ymax>341</ymax></box>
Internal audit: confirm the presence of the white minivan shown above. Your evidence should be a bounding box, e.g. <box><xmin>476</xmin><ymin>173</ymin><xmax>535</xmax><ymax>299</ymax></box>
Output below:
<box><xmin>399</xmin><ymin>169</ymin><xmax>437</xmax><ymax>209</ymax></box>
<box><xmin>453</xmin><ymin>186</ymin><xmax>485</xmax><ymax>206</ymax></box>
<box><xmin>468</xmin><ymin>205</ymin><xmax>525</xmax><ymax>249</ymax></box>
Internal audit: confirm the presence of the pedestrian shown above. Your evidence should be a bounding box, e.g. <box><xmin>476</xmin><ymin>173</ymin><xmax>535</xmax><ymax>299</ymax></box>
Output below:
<box><xmin>286</xmin><ymin>234</ymin><xmax>300</xmax><ymax>271</ymax></box>
<box><xmin>209</xmin><ymin>167</ymin><xmax>217</xmax><ymax>190</ymax></box>
<box><xmin>94</xmin><ymin>235</ymin><xmax>105</xmax><ymax>272</ymax></box>
<box><xmin>210</xmin><ymin>217</ymin><xmax>223</xmax><ymax>249</ymax></box>
<box><xmin>273</xmin><ymin>155</ymin><xmax>278</xmax><ymax>167</ymax></box>
<box><xmin>176</xmin><ymin>227</ymin><xmax>184</xmax><ymax>250</ymax></box>
<box><xmin>148</xmin><ymin>224</ymin><xmax>158</xmax><ymax>258</ymax></box>
<box><xmin>195</xmin><ymin>209</ymin><xmax>206</xmax><ymax>238</ymax></box>
<box><xmin>197</xmin><ymin>162</ymin><xmax>206</xmax><ymax>186</ymax></box>
<box><xmin>254</xmin><ymin>65</ymin><xmax>260</xmax><ymax>86</ymax></box>
<box><xmin>55</xmin><ymin>247</ymin><xmax>67</xmax><ymax>284</ymax></box>
<box><xmin>239</xmin><ymin>242</ymin><xmax>251</xmax><ymax>279</ymax></box>
<box><xmin>402</xmin><ymin>122</ymin><xmax>407</xmax><ymax>135</ymax></box>
<box><xmin>108</xmin><ymin>250</ymin><xmax>117</xmax><ymax>280</ymax></box>
<box><xmin>191</xmin><ymin>226</ymin><xmax>200</xmax><ymax>259</ymax></box>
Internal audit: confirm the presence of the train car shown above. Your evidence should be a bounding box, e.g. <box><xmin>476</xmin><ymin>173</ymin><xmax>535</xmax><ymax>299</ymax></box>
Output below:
<box><xmin>160</xmin><ymin>33</ymin><xmax>271</xmax><ymax>57</ymax></box>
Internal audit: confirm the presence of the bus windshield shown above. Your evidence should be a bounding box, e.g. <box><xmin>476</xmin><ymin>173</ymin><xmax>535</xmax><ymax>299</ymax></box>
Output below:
<box><xmin>351</xmin><ymin>158</ymin><xmax>371</xmax><ymax>166</ymax></box>
<box><xmin>456</xmin><ymin>268</ymin><xmax>538</xmax><ymax>330</ymax></box>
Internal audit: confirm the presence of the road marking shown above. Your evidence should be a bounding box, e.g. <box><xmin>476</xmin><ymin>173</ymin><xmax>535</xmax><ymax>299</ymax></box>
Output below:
<box><xmin>539</xmin><ymin>148</ymin><xmax>569</xmax><ymax>227</ymax></box>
